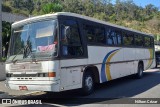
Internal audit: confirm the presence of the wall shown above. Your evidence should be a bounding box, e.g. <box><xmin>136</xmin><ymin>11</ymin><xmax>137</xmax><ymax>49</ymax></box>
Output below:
<box><xmin>0</xmin><ymin>0</ymin><xmax>2</xmax><ymax>57</ymax></box>
<box><xmin>2</xmin><ymin>12</ymin><xmax>27</xmax><ymax>23</ymax></box>
<box><xmin>0</xmin><ymin>62</ymin><xmax>5</xmax><ymax>81</ymax></box>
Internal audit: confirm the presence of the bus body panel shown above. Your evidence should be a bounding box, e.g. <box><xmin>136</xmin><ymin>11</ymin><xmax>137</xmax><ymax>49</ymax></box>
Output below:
<box><xmin>6</xmin><ymin>80</ymin><xmax>60</xmax><ymax>92</ymax></box>
<box><xmin>87</xmin><ymin>46</ymin><xmax>155</xmax><ymax>83</ymax></box>
<box><xmin>5</xmin><ymin>61</ymin><xmax>61</xmax><ymax>92</ymax></box>
<box><xmin>59</xmin><ymin>59</ymin><xmax>87</xmax><ymax>91</ymax></box>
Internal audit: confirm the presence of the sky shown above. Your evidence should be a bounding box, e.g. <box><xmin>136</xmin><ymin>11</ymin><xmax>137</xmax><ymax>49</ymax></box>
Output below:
<box><xmin>113</xmin><ymin>0</ymin><xmax>160</xmax><ymax>8</ymax></box>
<box><xmin>133</xmin><ymin>0</ymin><xmax>160</xmax><ymax>8</ymax></box>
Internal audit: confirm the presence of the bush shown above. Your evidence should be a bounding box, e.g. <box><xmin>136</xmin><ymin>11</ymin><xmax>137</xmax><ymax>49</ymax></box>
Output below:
<box><xmin>0</xmin><ymin>57</ymin><xmax>6</xmax><ymax>62</ymax></box>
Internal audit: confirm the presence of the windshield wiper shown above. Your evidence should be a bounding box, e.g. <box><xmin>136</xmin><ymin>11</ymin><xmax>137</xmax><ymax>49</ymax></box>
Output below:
<box><xmin>11</xmin><ymin>48</ymin><xmax>24</xmax><ymax>63</ymax></box>
<box><xmin>11</xmin><ymin>38</ymin><xmax>38</xmax><ymax>64</ymax></box>
<box><xmin>23</xmin><ymin>42</ymin><xmax>38</xmax><ymax>63</ymax></box>
<box><xmin>23</xmin><ymin>42</ymin><xmax>31</xmax><ymax>58</ymax></box>
<box><xmin>11</xmin><ymin>40</ymin><xmax>31</xmax><ymax>63</ymax></box>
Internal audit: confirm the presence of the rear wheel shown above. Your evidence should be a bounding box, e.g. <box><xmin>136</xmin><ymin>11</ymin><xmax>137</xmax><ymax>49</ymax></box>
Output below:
<box><xmin>81</xmin><ymin>72</ymin><xmax>94</xmax><ymax>95</ymax></box>
<box><xmin>136</xmin><ymin>63</ymin><xmax>144</xmax><ymax>79</ymax></box>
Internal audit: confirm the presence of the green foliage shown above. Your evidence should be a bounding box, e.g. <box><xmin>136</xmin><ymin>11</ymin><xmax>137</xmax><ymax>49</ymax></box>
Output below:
<box><xmin>93</xmin><ymin>12</ymin><xmax>108</xmax><ymax>21</ymax></box>
<box><xmin>62</xmin><ymin>0</ymin><xmax>84</xmax><ymax>14</ymax></box>
<box><xmin>42</xmin><ymin>3</ymin><xmax>63</xmax><ymax>14</ymax></box>
<box><xmin>2</xmin><ymin>4</ymin><xmax>12</xmax><ymax>12</ymax></box>
<box><xmin>2</xmin><ymin>0</ymin><xmax>160</xmax><ymax>49</ymax></box>
<box><xmin>2</xmin><ymin>21</ymin><xmax>11</xmax><ymax>57</ymax></box>
<box><xmin>3</xmin><ymin>0</ymin><xmax>159</xmax><ymax>23</ymax></box>
<box><xmin>0</xmin><ymin>57</ymin><xmax>6</xmax><ymax>62</ymax></box>
<box><xmin>23</xmin><ymin>0</ymin><xmax>34</xmax><ymax>14</ymax></box>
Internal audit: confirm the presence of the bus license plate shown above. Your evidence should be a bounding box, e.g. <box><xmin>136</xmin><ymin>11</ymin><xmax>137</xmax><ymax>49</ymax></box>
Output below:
<box><xmin>19</xmin><ymin>86</ymin><xmax>28</xmax><ymax>90</ymax></box>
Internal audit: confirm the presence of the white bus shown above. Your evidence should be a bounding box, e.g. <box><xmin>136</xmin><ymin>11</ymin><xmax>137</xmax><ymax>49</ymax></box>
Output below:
<box><xmin>5</xmin><ymin>12</ymin><xmax>155</xmax><ymax>95</ymax></box>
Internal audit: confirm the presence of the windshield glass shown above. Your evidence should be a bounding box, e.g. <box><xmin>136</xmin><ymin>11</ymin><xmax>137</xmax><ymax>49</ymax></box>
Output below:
<box><xmin>7</xmin><ymin>19</ymin><xmax>58</xmax><ymax>62</ymax></box>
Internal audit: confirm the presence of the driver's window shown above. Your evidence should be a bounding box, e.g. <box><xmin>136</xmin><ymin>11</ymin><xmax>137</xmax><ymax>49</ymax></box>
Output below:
<box><xmin>61</xmin><ymin>20</ymin><xmax>83</xmax><ymax>57</ymax></box>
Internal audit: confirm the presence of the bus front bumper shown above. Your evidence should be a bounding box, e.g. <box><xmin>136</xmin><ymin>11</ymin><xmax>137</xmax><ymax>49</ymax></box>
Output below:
<box><xmin>5</xmin><ymin>80</ymin><xmax>60</xmax><ymax>92</ymax></box>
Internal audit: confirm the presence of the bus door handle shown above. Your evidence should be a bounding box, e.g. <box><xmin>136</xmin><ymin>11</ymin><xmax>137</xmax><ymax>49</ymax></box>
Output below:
<box><xmin>72</xmin><ymin>70</ymin><xmax>78</xmax><ymax>71</ymax></box>
<box><xmin>70</xmin><ymin>70</ymin><xmax>78</xmax><ymax>73</ymax></box>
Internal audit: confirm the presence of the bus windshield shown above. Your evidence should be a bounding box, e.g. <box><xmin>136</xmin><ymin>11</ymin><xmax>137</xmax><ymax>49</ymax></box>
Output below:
<box><xmin>7</xmin><ymin>19</ymin><xmax>58</xmax><ymax>62</ymax></box>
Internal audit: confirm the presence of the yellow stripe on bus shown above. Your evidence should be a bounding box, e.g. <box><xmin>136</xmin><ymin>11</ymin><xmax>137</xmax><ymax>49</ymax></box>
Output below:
<box><xmin>146</xmin><ymin>49</ymin><xmax>153</xmax><ymax>69</ymax></box>
<box><xmin>105</xmin><ymin>51</ymin><xmax>119</xmax><ymax>81</ymax></box>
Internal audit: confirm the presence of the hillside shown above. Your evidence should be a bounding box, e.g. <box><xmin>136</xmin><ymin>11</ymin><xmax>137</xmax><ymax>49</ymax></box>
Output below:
<box><xmin>2</xmin><ymin>0</ymin><xmax>160</xmax><ymax>37</ymax></box>
<box><xmin>1</xmin><ymin>0</ymin><xmax>160</xmax><ymax>57</ymax></box>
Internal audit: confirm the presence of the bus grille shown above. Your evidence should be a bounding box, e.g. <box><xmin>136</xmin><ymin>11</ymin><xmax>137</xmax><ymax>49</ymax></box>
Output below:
<box><xmin>9</xmin><ymin>63</ymin><xmax>42</xmax><ymax>71</ymax></box>
<box><xmin>6</xmin><ymin>73</ymin><xmax>48</xmax><ymax>77</ymax></box>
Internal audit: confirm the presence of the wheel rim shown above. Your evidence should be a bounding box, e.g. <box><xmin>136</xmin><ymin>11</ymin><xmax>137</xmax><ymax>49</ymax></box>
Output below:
<box><xmin>85</xmin><ymin>76</ymin><xmax>93</xmax><ymax>91</ymax></box>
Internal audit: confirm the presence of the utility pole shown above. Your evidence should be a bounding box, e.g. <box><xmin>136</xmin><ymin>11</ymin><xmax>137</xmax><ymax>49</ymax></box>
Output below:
<box><xmin>0</xmin><ymin>0</ymin><xmax>2</xmax><ymax>58</ymax></box>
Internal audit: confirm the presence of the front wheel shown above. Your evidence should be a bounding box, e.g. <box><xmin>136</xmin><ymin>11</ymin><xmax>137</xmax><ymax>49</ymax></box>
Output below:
<box><xmin>155</xmin><ymin>61</ymin><xmax>158</xmax><ymax>68</ymax></box>
<box><xmin>136</xmin><ymin>63</ymin><xmax>144</xmax><ymax>79</ymax></box>
<box><xmin>81</xmin><ymin>72</ymin><xmax>94</xmax><ymax>95</ymax></box>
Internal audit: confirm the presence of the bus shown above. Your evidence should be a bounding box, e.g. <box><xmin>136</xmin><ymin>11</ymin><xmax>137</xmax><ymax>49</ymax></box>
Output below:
<box><xmin>5</xmin><ymin>12</ymin><xmax>155</xmax><ymax>95</ymax></box>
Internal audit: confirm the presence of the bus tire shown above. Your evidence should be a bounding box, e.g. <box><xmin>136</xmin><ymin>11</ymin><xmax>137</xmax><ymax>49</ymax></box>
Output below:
<box><xmin>136</xmin><ymin>63</ymin><xmax>144</xmax><ymax>79</ymax></box>
<box><xmin>155</xmin><ymin>61</ymin><xmax>158</xmax><ymax>68</ymax></box>
<box><xmin>81</xmin><ymin>72</ymin><xmax>94</xmax><ymax>95</ymax></box>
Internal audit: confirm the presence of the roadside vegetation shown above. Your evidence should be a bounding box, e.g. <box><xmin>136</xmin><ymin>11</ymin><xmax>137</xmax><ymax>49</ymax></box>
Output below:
<box><xmin>1</xmin><ymin>0</ymin><xmax>160</xmax><ymax>58</ymax></box>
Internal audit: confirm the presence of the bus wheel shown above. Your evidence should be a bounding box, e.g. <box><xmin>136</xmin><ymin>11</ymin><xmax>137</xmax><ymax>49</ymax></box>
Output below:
<box><xmin>82</xmin><ymin>72</ymin><xmax>94</xmax><ymax>95</ymax></box>
<box><xmin>136</xmin><ymin>63</ymin><xmax>144</xmax><ymax>79</ymax></box>
<box><xmin>155</xmin><ymin>61</ymin><xmax>158</xmax><ymax>68</ymax></box>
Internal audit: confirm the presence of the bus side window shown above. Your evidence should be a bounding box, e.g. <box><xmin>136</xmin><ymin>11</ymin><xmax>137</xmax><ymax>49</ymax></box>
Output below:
<box><xmin>95</xmin><ymin>27</ymin><xmax>105</xmax><ymax>44</ymax></box>
<box><xmin>83</xmin><ymin>25</ymin><xmax>105</xmax><ymax>44</ymax></box>
<box><xmin>83</xmin><ymin>25</ymin><xmax>95</xmax><ymax>43</ymax></box>
<box><xmin>135</xmin><ymin>35</ymin><xmax>143</xmax><ymax>47</ymax></box>
<box><xmin>144</xmin><ymin>37</ymin><xmax>151</xmax><ymax>47</ymax></box>
<box><xmin>61</xmin><ymin>20</ymin><xmax>83</xmax><ymax>57</ymax></box>
<box><xmin>111</xmin><ymin>30</ymin><xmax>117</xmax><ymax>45</ymax></box>
<box><xmin>151</xmin><ymin>37</ymin><xmax>154</xmax><ymax>47</ymax></box>
<box><xmin>106</xmin><ymin>28</ymin><xmax>117</xmax><ymax>45</ymax></box>
<box><xmin>116</xmin><ymin>30</ymin><xmax>122</xmax><ymax>45</ymax></box>
<box><xmin>123</xmin><ymin>32</ymin><xmax>134</xmax><ymax>46</ymax></box>
<box><xmin>106</xmin><ymin>29</ymin><xmax>112</xmax><ymax>45</ymax></box>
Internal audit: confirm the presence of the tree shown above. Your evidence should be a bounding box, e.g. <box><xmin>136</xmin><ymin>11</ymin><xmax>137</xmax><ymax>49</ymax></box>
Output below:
<box><xmin>2</xmin><ymin>21</ymin><xmax>11</xmax><ymax>57</ymax></box>
<box><xmin>42</xmin><ymin>3</ymin><xmax>63</xmax><ymax>14</ymax></box>
<box><xmin>24</xmin><ymin>0</ymin><xmax>34</xmax><ymax>14</ymax></box>
<box><xmin>81</xmin><ymin>0</ymin><xmax>95</xmax><ymax>16</ymax></box>
<box><xmin>62</xmin><ymin>0</ymin><xmax>84</xmax><ymax>14</ymax></box>
<box><xmin>2</xmin><ymin>0</ymin><xmax>160</xmax><ymax>46</ymax></box>
<box><xmin>145</xmin><ymin>4</ymin><xmax>158</xmax><ymax>16</ymax></box>
<box><xmin>12</xmin><ymin>0</ymin><xmax>23</xmax><ymax>8</ymax></box>
<box><xmin>115</xmin><ymin>0</ymin><xmax>123</xmax><ymax>20</ymax></box>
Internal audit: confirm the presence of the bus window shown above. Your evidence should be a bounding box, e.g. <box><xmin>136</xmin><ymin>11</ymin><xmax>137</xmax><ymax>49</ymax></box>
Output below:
<box><xmin>61</xmin><ymin>20</ymin><xmax>83</xmax><ymax>57</ymax></box>
<box><xmin>123</xmin><ymin>32</ymin><xmax>134</xmax><ymax>46</ymax></box>
<box><xmin>95</xmin><ymin>27</ymin><xmax>105</xmax><ymax>44</ymax></box>
<box><xmin>106</xmin><ymin>28</ymin><xmax>118</xmax><ymax>45</ymax></box>
<box><xmin>135</xmin><ymin>35</ymin><xmax>143</xmax><ymax>47</ymax></box>
<box><xmin>151</xmin><ymin>37</ymin><xmax>154</xmax><ymax>47</ymax></box>
<box><xmin>83</xmin><ymin>25</ymin><xmax>105</xmax><ymax>44</ymax></box>
<box><xmin>116</xmin><ymin>30</ymin><xmax>122</xmax><ymax>45</ymax></box>
<box><xmin>144</xmin><ymin>37</ymin><xmax>151</xmax><ymax>47</ymax></box>
<box><xmin>83</xmin><ymin>25</ymin><xmax>95</xmax><ymax>43</ymax></box>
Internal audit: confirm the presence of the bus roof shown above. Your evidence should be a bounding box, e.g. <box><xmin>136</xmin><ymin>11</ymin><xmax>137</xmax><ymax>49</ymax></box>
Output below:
<box><xmin>12</xmin><ymin>12</ymin><xmax>153</xmax><ymax>37</ymax></box>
